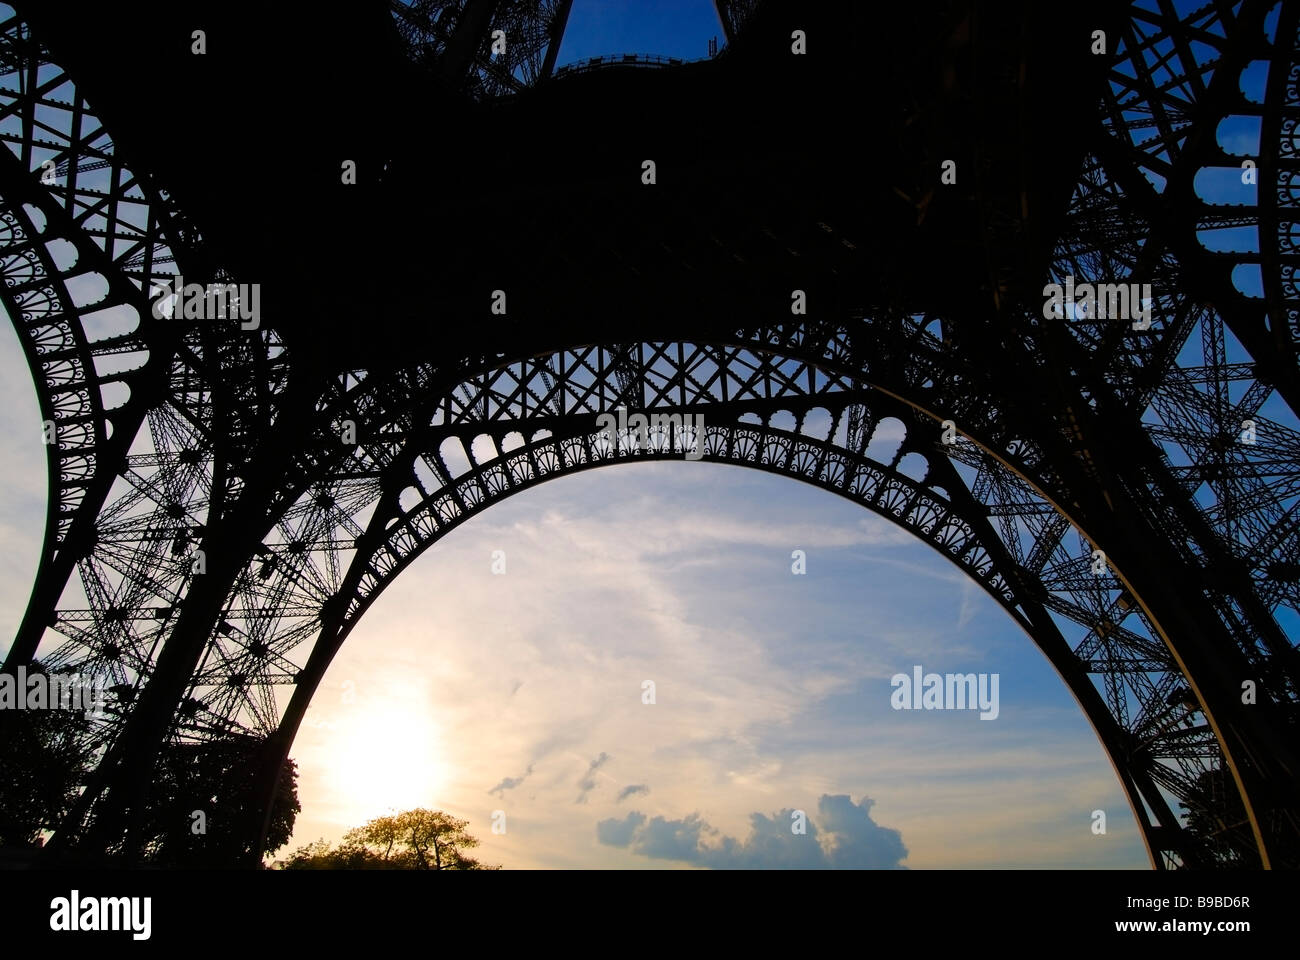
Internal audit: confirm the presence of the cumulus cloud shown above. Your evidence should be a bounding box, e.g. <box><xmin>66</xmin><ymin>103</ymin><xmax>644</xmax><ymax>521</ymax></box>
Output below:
<box><xmin>597</xmin><ymin>794</ymin><xmax>907</xmax><ymax>869</ymax></box>
<box><xmin>633</xmin><ymin>813</ymin><xmax>709</xmax><ymax>861</ymax></box>
<box><xmin>595</xmin><ymin>811</ymin><xmax>646</xmax><ymax>846</ymax></box>
<box><xmin>616</xmin><ymin>784</ymin><xmax>650</xmax><ymax>803</ymax></box>
<box><xmin>576</xmin><ymin>752</ymin><xmax>611</xmax><ymax>804</ymax></box>
<box><xmin>814</xmin><ymin>794</ymin><xmax>909</xmax><ymax>867</ymax></box>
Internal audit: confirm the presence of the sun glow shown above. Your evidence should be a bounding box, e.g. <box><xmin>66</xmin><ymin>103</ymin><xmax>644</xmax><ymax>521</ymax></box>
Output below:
<box><xmin>322</xmin><ymin>701</ymin><xmax>449</xmax><ymax>825</ymax></box>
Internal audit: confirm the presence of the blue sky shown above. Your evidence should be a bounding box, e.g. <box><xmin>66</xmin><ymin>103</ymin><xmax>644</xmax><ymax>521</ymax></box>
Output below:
<box><xmin>275</xmin><ymin>459</ymin><xmax>1150</xmax><ymax>868</ymax></box>
<box><xmin>0</xmin><ymin>299</ymin><xmax>1151</xmax><ymax>867</ymax></box>
<box><xmin>15</xmin><ymin>0</ymin><xmax>1293</xmax><ymax>869</ymax></box>
<box><xmin>555</xmin><ymin>0</ymin><xmax>723</xmax><ymax>65</ymax></box>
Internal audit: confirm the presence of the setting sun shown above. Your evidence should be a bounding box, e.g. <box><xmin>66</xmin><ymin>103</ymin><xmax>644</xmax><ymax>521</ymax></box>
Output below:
<box><xmin>322</xmin><ymin>702</ymin><xmax>449</xmax><ymax>826</ymax></box>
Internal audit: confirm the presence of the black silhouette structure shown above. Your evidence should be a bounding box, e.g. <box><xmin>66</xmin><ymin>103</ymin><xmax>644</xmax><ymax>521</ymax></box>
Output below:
<box><xmin>0</xmin><ymin>0</ymin><xmax>1297</xmax><ymax>868</ymax></box>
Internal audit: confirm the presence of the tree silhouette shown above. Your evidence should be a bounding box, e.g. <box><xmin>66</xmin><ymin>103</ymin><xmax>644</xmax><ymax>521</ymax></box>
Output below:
<box><xmin>0</xmin><ymin>664</ymin><xmax>96</xmax><ymax>847</ymax></box>
<box><xmin>136</xmin><ymin>735</ymin><xmax>301</xmax><ymax>866</ymax></box>
<box><xmin>0</xmin><ymin>667</ymin><xmax>309</xmax><ymax>868</ymax></box>
<box><xmin>276</xmin><ymin>808</ymin><xmax>497</xmax><ymax>870</ymax></box>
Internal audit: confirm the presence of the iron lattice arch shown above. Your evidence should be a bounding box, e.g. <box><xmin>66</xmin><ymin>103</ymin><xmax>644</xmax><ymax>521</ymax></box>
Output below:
<box><xmin>0</xmin><ymin>0</ymin><xmax>1296</xmax><ymax>869</ymax></box>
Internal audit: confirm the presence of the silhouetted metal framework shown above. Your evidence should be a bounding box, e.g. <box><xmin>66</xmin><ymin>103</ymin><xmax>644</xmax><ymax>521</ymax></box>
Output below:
<box><xmin>0</xmin><ymin>0</ymin><xmax>1297</xmax><ymax>868</ymax></box>
<box><xmin>391</xmin><ymin>0</ymin><xmax>574</xmax><ymax>96</ymax></box>
<box><xmin>714</xmin><ymin>0</ymin><xmax>761</xmax><ymax>44</ymax></box>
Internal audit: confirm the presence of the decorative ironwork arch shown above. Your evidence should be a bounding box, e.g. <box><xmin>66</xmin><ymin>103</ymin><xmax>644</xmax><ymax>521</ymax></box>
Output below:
<box><xmin>0</xmin><ymin>0</ymin><xmax>1296</xmax><ymax>870</ymax></box>
<box><xmin>237</xmin><ymin>337</ymin><xmax>1227</xmax><ymax>870</ymax></box>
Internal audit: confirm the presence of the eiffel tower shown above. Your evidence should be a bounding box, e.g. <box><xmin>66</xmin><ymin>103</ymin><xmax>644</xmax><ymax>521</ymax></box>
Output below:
<box><xmin>1</xmin><ymin>0</ymin><xmax>1297</xmax><ymax>869</ymax></box>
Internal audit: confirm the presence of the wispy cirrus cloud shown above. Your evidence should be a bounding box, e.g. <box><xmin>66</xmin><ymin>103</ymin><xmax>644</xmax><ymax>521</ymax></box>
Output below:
<box><xmin>253</xmin><ymin>463</ymin><xmax>1147</xmax><ymax>870</ymax></box>
<box><xmin>616</xmin><ymin>783</ymin><xmax>649</xmax><ymax>803</ymax></box>
<box><xmin>576</xmin><ymin>752</ymin><xmax>611</xmax><ymax>804</ymax></box>
<box><xmin>488</xmin><ymin>764</ymin><xmax>533</xmax><ymax>798</ymax></box>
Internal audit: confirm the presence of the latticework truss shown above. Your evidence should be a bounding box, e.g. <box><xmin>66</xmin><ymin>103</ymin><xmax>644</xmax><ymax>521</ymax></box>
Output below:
<box><xmin>0</xmin><ymin>0</ymin><xmax>1296</xmax><ymax>870</ymax></box>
